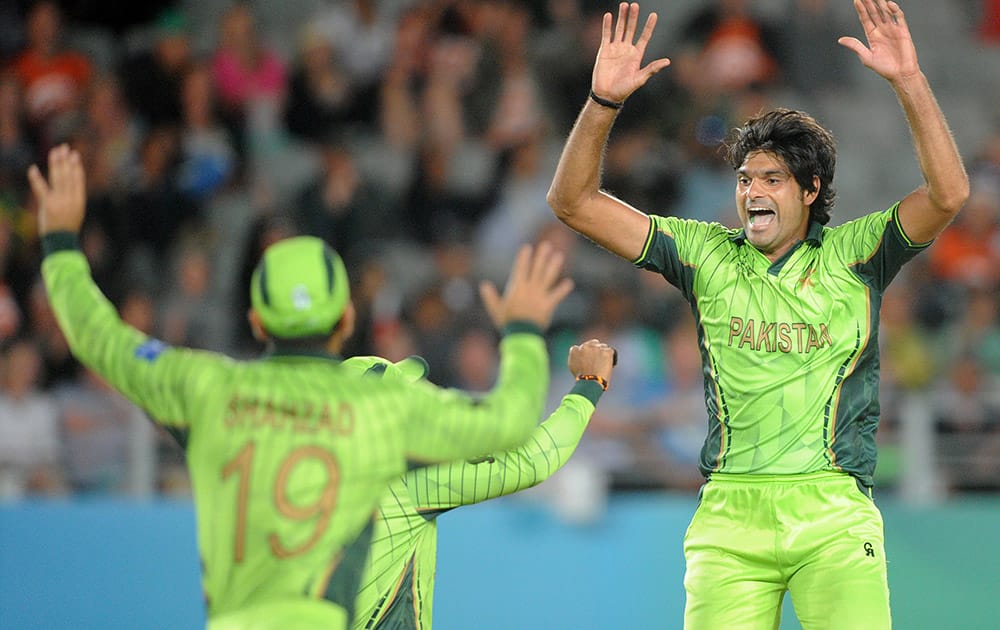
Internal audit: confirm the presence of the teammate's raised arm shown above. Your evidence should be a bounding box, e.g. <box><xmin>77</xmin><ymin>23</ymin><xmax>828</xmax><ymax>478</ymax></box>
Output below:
<box><xmin>838</xmin><ymin>0</ymin><xmax>968</xmax><ymax>243</ymax></box>
<box><xmin>403</xmin><ymin>242</ymin><xmax>574</xmax><ymax>463</ymax></box>
<box><xmin>547</xmin><ymin>2</ymin><xmax>671</xmax><ymax>261</ymax></box>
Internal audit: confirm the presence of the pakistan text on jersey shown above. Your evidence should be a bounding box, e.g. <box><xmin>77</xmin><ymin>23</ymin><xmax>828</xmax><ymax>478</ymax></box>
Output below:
<box><xmin>727</xmin><ymin>317</ymin><xmax>833</xmax><ymax>353</ymax></box>
<box><xmin>224</xmin><ymin>396</ymin><xmax>355</xmax><ymax>435</ymax></box>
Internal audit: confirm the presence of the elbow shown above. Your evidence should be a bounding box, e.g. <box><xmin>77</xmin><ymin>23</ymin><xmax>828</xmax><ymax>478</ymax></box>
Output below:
<box><xmin>934</xmin><ymin>178</ymin><xmax>970</xmax><ymax>218</ymax></box>
<box><xmin>546</xmin><ymin>187</ymin><xmax>572</xmax><ymax>223</ymax></box>
<box><xmin>546</xmin><ymin>186</ymin><xmax>584</xmax><ymax>227</ymax></box>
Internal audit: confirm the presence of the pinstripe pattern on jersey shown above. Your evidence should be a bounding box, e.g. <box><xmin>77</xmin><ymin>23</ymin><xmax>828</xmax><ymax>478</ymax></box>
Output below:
<box><xmin>41</xmin><ymin>249</ymin><xmax>549</xmax><ymax>623</ymax></box>
<box><xmin>636</xmin><ymin>204</ymin><xmax>926</xmax><ymax>485</ymax></box>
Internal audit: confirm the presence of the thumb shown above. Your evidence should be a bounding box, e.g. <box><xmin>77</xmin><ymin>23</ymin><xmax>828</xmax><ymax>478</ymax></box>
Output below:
<box><xmin>27</xmin><ymin>165</ymin><xmax>49</xmax><ymax>201</ymax></box>
<box><xmin>479</xmin><ymin>281</ymin><xmax>503</xmax><ymax>329</ymax></box>
<box><xmin>837</xmin><ymin>37</ymin><xmax>869</xmax><ymax>62</ymax></box>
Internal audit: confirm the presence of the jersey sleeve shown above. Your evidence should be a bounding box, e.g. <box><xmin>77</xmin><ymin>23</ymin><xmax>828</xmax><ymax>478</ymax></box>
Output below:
<box><xmin>632</xmin><ymin>215</ymin><xmax>734</xmax><ymax>301</ymax></box>
<box><xmin>407</xmin><ymin>380</ymin><xmax>602</xmax><ymax>511</ymax></box>
<box><xmin>41</xmin><ymin>243</ymin><xmax>223</xmax><ymax>429</ymax></box>
<box><xmin>401</xmin><ymin>327</ymin><xmax>549</xmax><ymax>465</ymax></box>
<box><xmin>832</xmin><ymin>204</ymin><xmax>931</xmax><ymax>292</ymax></box>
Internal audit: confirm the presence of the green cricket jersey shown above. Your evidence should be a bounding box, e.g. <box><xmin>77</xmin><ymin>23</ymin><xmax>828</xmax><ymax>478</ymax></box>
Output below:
<box><xmin>633</xmin><ymin>204</ymin><xmax>928</xmax><ymax>486</ymax></box>
<box><xmin>41</xmin><ymin>238</ymin><xmax>548</xmax><ymax>626</ymax></box>
<box><xmin>341</xmin><ymin>357</ymin><xmax>604</xmax><ymax>630</ymax></box>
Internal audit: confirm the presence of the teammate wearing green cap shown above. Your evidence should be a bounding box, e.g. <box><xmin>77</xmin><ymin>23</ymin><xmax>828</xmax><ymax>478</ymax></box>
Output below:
<box><xmin>30</xmin><ymin>145</ymin><xmax>573</xmax><ymax>630</ymax></box>
<box><xmin>342</xmin><ymin>341</ymin><xmax>616</xmax><ymax>630</ymax></box>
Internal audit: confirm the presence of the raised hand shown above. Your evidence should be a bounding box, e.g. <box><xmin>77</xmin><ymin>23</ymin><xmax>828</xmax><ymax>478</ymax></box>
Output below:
<box><xmin>568</xmin><ymin>339</ymin><xmax>617</xmax><ymax>386</ymax></box>
<box><xmin>27</xmin><ymin>144</ymin><xmax>87</xmax><ymax>235</ymax></box>
<box><xmin>838</xmin><ymin>0</ymin><xmax>919</xmax><ymax>84</ymax></box>
<box><xmin>479</xmin><ymin>241</ymin><xmax>574</xmax><ymax>331</ymax></box>
<box><xmin>592</xmin><ymin>2</ymin><xmax>671</xmax><ymax>104</ymax></box>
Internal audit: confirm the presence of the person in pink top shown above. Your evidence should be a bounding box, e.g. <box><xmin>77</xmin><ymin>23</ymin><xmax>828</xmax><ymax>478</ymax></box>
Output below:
<box><xmin>210</xmin><ymin>4</ymin><xmax>286</xmax><ymax>113</ymax></box>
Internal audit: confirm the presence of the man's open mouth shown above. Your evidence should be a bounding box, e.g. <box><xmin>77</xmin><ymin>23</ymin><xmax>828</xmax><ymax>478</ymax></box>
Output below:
<box><xmin>748</xmin><ymin>209</ymin><xmax>775</xmax><ymax>227</ymax></box>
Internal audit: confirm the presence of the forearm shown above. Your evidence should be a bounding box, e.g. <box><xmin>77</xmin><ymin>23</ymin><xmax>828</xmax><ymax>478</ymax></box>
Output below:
<box><xmin>405</xmin><ymin>326</ymin><xmax>548</xmax><ymax>463</ymax></box>
<box><xmin>41</xmin><ymin>234</ymin><xmax>199</xmax><ymax>426</ymax></box>
<box><xmin>892</xmin><ymin>72</ymin><xmax>969</xmax><ymax>212</ymax></box>
<box><xmin>42</xmin><ymin>235</ymin><xmax>145</xmax><ymax>379</ymax></box>
<box><xmin>410</xmin><ymin>382</ymin><xmax>602</xmax><ymax>508</ymax></box>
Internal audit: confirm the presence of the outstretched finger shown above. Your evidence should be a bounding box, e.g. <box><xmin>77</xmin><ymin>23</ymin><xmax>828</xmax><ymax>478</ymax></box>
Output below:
<box><xmin>536</xmin><ymin>246</ymin><xmax>566</xmax><ymax>290</ymax></box>
<box><xmin>614</xmin><ymin>2</ymin><xmax>628</xmax><ymax>42</ymax></box>
<box><xmin>875</xmin><ymin>0</ymin><xmax>896</xmax><ymax>25</ymax></box>
<box><xmin>26</xmin><ymin>164</ymin><xmax>49</xmax><ymax>202</ymax></box>
<box><xmin>528</xmin><ymin>240</ymin><xmax>554</xmax><ymax>283</ymax></box>
<box><xmin>49</xmin><ymin>145</ymin><xmax>66</xmax><ymax>194</ymax></box>
<box><xmin>508</xmin><ymin>244</ymin><xmax>533</xmax><ymax>291</ymax></box>
<box><xmin>602</xmin><ymin>11</ymin><xmax>613</xmax><ymax>45</ymax></box>
<box><xmin>853</xmin><ymin>0</ymin><xmax>877</xmax><ymax>37</ymax></box>
<box><xmin>547</xmin><ymin>277</ymin><xmax>574</xmax><ymax>308</ymax></box>
<box><xmin>886</xmin><ymin>1</ymin><xmax>908</xmax><ymax>30</ymax></box>
<box><xmin>479</xmin><ymin>281</ymin><xmax>503</xmax><ymax>329</ymax></box>
<box><xmin>635</xmin><ymin>11</ymin><xmax>658</xmax><ymax>53</ymax></box>
<box><xmin>68</xmin><ymin>150</ymin><xmax>85</xmax><ymax>209</ymax></box>
<box><xmin>624</xmin><ymin>3</ymin><xmax>639</xmax><ymax>44</ymax></box>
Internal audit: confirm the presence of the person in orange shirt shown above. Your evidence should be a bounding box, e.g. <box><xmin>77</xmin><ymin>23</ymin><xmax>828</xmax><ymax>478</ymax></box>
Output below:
<box><xmin>9</xmin><ymin>1</ymin><xmax>92</xmax><ymax>146</ymax></box>
<box><xmin>927</xmin><ymin>178</ymin><xmax>1000</xmax><ymax>290</ymax></box>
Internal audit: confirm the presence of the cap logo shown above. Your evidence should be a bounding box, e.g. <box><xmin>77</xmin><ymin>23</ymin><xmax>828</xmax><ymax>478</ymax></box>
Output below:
<box><xmin>291</xmin><ymin>284</ymin><xmax>313</xmax><ymax>311</ymax></box>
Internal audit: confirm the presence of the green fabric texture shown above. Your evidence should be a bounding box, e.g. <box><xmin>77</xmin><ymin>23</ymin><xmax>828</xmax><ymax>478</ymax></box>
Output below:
<box><xmin>340</xmin><ymin>356</ymin><xmax>597</xmax><ymax>630</ymax></box>
<box><xmin>41</xmin><ymin>249</ymin><xmax>549</xmax><ymax>626</ymax></box>
<box><xmin>635</xmin><ymin>205</ymin><xmax>925</xmax><ymax>485</ymax></box>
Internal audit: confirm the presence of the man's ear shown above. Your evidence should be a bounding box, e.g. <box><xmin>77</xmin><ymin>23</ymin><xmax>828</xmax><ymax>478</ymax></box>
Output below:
<box><xmin>803</xmin><ymin>174</ymin><xmax>821</xmax><ymax>206</ymax></box>
<box><xmin>247</xmin><ymin>308</ymin><xmax>268</xmax><ymax>342</ymax></box>
<box><xmin>338</xmin><ymin>301</ymin><xmax>356</xmax><ymax>340</ymax></box>
<box><xmin>326</xmin><ymin>301</ymin><xmax>356</xmax><ymax>354</ymax></box>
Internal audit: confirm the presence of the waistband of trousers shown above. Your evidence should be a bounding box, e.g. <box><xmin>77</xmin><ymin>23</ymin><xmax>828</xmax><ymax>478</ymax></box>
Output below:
<box><xmin>707</xmin><ymin>470</ymin><xmax>854</xmax><ymax>485</ymax></box>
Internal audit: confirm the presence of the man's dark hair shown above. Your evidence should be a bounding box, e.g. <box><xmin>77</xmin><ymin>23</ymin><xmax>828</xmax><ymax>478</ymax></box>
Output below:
<box><xmin>724</xmin><ymin>108</ymin><xmax>837</xmax><ymax>225</ymax></box>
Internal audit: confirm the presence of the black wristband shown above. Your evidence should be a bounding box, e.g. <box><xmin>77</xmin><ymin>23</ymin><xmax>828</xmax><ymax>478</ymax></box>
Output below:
<box><xmin>589</xmin><ymin>90</ymin><xmax>624</xmax><ymax>110</ymax></box>
<box><xmin>41</xmin><ymin>231</ymin><xmax>80</xmax><ymax>257</ymax></box>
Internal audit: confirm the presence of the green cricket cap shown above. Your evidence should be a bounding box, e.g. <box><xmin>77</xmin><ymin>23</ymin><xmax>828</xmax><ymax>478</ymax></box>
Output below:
<box><xmin>250</xmin><ymin>236</ymin><xmax>349</xmax><ymax>339</ymax></box>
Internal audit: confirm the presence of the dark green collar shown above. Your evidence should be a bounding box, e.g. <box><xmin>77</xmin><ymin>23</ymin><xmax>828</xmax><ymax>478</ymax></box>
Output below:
<box><xmin>262</xmin><ymin>344</ymin><xmax>342</xmax><ymax>361</ymax></box>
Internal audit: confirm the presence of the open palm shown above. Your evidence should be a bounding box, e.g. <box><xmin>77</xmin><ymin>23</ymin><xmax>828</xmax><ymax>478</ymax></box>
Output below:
<box><xmin>838</xmin><ymin>0</ymin><xmax>918</xmax><ymax>82</ymax></box>
<box><xmin>592</xmin><ymin>3</ymin><xmax>671</xmax><ymax>103</ymax></box>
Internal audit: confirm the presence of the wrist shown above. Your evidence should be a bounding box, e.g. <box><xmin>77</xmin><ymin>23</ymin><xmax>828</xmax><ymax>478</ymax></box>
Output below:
<box><xmin>41</xmin><ymin>231</ymin><xmax>80</xmax><ymax>257</ymax></box>
<box><xmin>589</xmin><ymin>90</ymin><xmax>624</xmax><ymax>111</ymax></box>
<box><xmin>576</xmin><ymin>373</ymin><xmax>609</xmax><ymax>391</ymax></box>
<box><xmin>502</xmin><ymin>320</ymin><xmax>544</xmax><ymax>337</ymax></box>
<box><xmin>570</xmin><ymin>378</ymin><xmax>604</xmax><ymax>405</ymax></box>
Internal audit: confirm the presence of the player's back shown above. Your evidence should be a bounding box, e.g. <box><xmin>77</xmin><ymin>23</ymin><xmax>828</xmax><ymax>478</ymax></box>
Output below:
<box><xmin>185</xmin><ymin>353</ymin><xmax>414</xmax><ymax>622</ymax></box>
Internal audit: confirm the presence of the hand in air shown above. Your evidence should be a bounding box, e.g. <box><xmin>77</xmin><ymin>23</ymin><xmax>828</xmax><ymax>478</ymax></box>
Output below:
<box><xmin>480</xmin><ymin>241</ymin><xmax>574</xmax><ymax>332</ymax></box>
<box><xmin>27</xmin><ymin>144</ymin><xmax>87</xmax><ymax>235</ymax></box>
<box><xmin>591</xmin><ymin>2</ymin><xmax>672</xmax><ymax>104</ymax></box>
<box><xmin>568</xmin><ymin>339</ymin><xmax>617</xmax><ymax>386</ymax></box>
<box><xmin>838</xmin><ymin>0</ymin><xmax>919</xmax><ymax>84</ymax></box>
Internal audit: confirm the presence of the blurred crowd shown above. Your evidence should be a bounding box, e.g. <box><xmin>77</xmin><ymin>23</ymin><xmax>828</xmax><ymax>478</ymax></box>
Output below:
<box><xmin>0</xmin><ymin>0</ymin><xmax>999</xmax><ymax>505</ymax></box>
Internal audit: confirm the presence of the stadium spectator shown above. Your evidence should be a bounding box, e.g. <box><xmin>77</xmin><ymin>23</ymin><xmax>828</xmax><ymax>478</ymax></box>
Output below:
<box><xmin>55</xmin><ymin>368</ymin><xmax>135</xmax><ymax>494</ymax></box>
<box><xmin>284</xmin><ymin>25</ymin><xmax>375</xmax><ymax>142</ymax></box>
<box><xmin>0</xmin><ymin>337</ymin><xmax>64</xmax><ymax>498</ymax></box>
<box><xmin>292</xmin><ymin>132</ymin><xmax>397</xmax><ymax>261</ymax></box>
<box><xmin>210</xmin><ymin>2</ymin><xmax>287</xmax><ymax>181</ymax></box>
<box><xmin>118</xmin><ymin>8</ymin><xmax>192</xmax><ymax>129</ymax></box>
<box><xmin>8</xmin><ymin>0</ymin><xmax>92</xmax><ymax>151</ymax></box>
<box><xmin>927</xmin><ymin>176</ymin><xmax>1000</xmax><ymax>291</ymax></box>
<box><xmin>176</xmin><ymin>62</ymin><xmax>236</xmax><ymax>202</ymax></box>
